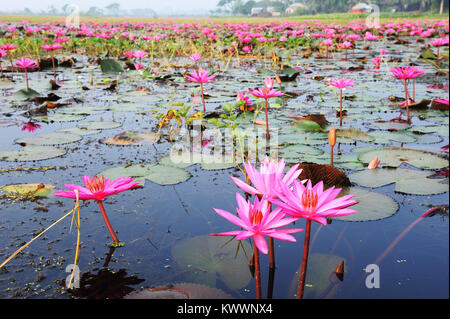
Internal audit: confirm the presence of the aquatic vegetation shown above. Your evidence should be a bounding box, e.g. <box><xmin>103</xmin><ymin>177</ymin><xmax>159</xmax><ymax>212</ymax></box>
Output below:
<box><xmin>0</xmin><ymin>15</ymin><xmax>448</xmax><ymax>300</ymax></box>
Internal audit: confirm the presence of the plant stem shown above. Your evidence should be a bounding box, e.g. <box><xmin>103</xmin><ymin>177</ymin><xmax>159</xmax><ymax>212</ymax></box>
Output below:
<box><xmin>200</xmin><ymin>82</ymin><xmax>206</xmax><ymax>113</ymax></box>
<box><xmin>264</xmin><ymin>98</ymin><xmax>270</xmax><ymax>139</ymax></box>
<box><xmin>297</xmin><ymin>219</ymin><xmax>312</xmax><ymax>299</ymax></box>
<box><xmin>97</xmin><ymin>200</ymin><xmax>119</xmax><ymax>244</ymax></box>
<box><xmin>254</xmin><ymin>245</ymin><xmax>261</xmax><ymax>299</ymax></box>
<box><xmin>339</xmin><ymin>89</ymin><xmax>343</xmax><ymax>126</ymax></box>
<box><xmin>403</xmin><ymin>79</ymin><xmax>411</xmax><ymax>123</ymax></box>
<box><xmin>25</xmin><ymin>69</ymin><xmax>29</xmax><ymax>90</ymax></box>
<box><xmin>51</xmin><ymin>51</ymin><xmax>56</xmax><ymax>80</ymax></box>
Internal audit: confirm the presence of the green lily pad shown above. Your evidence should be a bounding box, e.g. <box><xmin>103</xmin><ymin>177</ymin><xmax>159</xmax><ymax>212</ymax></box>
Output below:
<box><xmin>99</xmin><ymin>163</ymin><xmax>191</xmax><ymax>186</ymax></box>
<box><xmin>358</xmin><ymin>147</ymin><xmax>449</xmax><ymax>169</ymax></box>
<box><xmin>15</xmin><ymin>132</ymin><xmax>82</xmax><ymax>146</ymax></box>
<box><xmin>57</xmin><ymin>127</ymin><xmax>101</xmax><ymax>136</ymax></box>
<box><xmin>0</xmin><ymin>145</ymin><xmax>66</xmax><ymax>161</ymax></box>
<box><xmin>348</xmin><ymin>168</ymin><xmax>449</xmax><ymax>195</ymax></box>
<box><xmin>370</xmin><ymin>131</ymin><xmax>417</xmax><ymax>144</ymax></box>
<box><xmin>100</xmin><ymin>59</ymin><xmax>124</xmax><ymax>73</ymax></box>
<box><xmin>77</xmin><ymin>121</ymin><xmax>122</xmax><ymax>130</ymax></box>
<box><xmin>13</xmin><ymin>88</ymin><xmax>40</xmax><ymax>100</ymax></box>
<box><xmin>332</xmin><ymin>187</ymin><xmax>399</xmax><ymax>221</ymax></box>
<box><xmin>409</xmin><ymin>125</ymin><xmax>449</xmax><ymax>137</ymax></box>
<box><xmin>294</xmin><ymin>119</ymin><xmax>324</xmax><ymax>132</ymax></box>
<box><xmin>336</xmin><ymin>128</ymin><xmax>375</xmax><ymax>143</ymax></box>
<box><xmin>1</xmin><ymin>183</ymin><xmax>54</xmax><ymax>197</ymax></box>
<box><xmin>289</xmin><ymin>253</ymin><xmax>345</xmax><ymax>298</ymax></box>
<box><xmin>172</xmin><ymin>235</ymin><xmax>252</xmax><ymax>291</ymax></box>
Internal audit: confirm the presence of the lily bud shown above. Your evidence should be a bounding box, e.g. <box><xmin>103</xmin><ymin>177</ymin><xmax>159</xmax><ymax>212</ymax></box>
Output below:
<box><xmin>368</xmin><ymin>156</ymin><xmax>380</xmax><ymax>169</ymax></box>
<box><xmin>328</xmin><ymin>127</ymin><xmax>336</xmax><ymax>147</ymax></box>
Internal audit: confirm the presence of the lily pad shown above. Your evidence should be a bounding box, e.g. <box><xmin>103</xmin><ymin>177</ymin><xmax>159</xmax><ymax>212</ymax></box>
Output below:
<box><xmin>358</xmin><ymin>147</ymin><xmax>449</xmax><ymax>169</ymax></box>
<box><xmin>15</xmin><ymin>132</ymin><xmax>82</xmax><ymax>146</ymax></box>
<box><xmin>102</xmin><ymin>131</ymin><xmax>159</xmax><ymax>145</ymax></box>
<box><xmin>13</xmin><ymin>88</ymin><xmax>40</xmax><ymax>100</ymax></box>
<box><xmin>332</xmin><ymin>187</ymin><xmax>399</xmax><ymax>221</ymax></box>
<box><xmin>289</xmin><ymin>253</ymin><xmax>345</xmax><ymax>298</ymax></box>
<box><xmin>99</xmin><ymin>163</ymin><xmax>191</xmax><ymax>186</ymax></box>
<box><xmin>1</xmin><ymin>183</ymin><xmax>54</xmax><ymax>197</ymax></box>
<box><xmin>369</xmin><ymin>131</ymin><xmax>417</xmax><ymax>144</ymax></box>
<box><xmin>0</xmin><ymin>145</ymin><xmax>66</xmax><ymax>161</ymax></box>
<box><xmin>100</xmin><ymin>59</ymin><xmax>124</xmax><ymax>73</ymax></box>
<box><xmin>172</xmin><ymin>235</ymin><xmax>252</xmax><ymax>290</ymax></box>
<box><xmin>348</xmin><ymin>168</ymin><xmax>449</xmax><ymax>196</ymax></box>
<box><xmin>57</xmin><ymin>127</ymin><xmax>101</xmax><ymax>136</ymax></box>
<box><xmin>77</xmin><ymin>121</ymin><xmax>122</xmax><ymax>130</ymax></box>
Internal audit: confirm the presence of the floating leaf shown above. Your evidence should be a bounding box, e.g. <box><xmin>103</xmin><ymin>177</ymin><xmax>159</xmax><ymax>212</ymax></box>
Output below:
<box><xmin>124</xmin><ymin>283</ymin><xmax>233</xmax><ymax>299</ymax></box>
<box><xmin>289</xmin><ymin>253</ymin><xmax>345</xmax><ymax>298</ymax></box>
<box><xmin>99</xmin><ymin>163</ymin><xmax>191</xmax><ymax>186</ymax></box>
<box><xmin>100</xmin><ymin>59</ymin><xmax>124</xmax><ymax>73</ymax></box>
<box><xmin>1</xmin><ymin>183</ymin><xmax>54</xmax><ymax>197</ymax></box>
<box><xmin>358</xmin><ymin>147</ymin><xmax>449</xmax><ymax>169</ymax></box>
<box><xmin>0</xmin><ymin>145</ymin><xmax>66</xmax><ymax>161</ymax></box>
<box><xmin>13</xmin><ymin>88</ymin><xmax>40</xmax><ymax>100</ymax></box>
<box><xmin>78</xmin><ymin>121</ymin><xmax>122</xmax><ymax>130</ymax></box>
<box><xmin>172</xmin><ymin>235</ymin><xmax>252</xmax><ymax>290</ymax></box>
<box><xmin>294</xmin><ymin>119</ymin><xmax>324</xmax><ymax>132</ymax></box>
<box><xmin>102</xmin><ymin>131</ymin><xmax>159</xmax><ymax>145</ymax></box>
<box><xmin>332</xmin><ymin>187</ymin><xmax>399</xmax><ymax>221</ymax></box>
<box><xmin>15</xmin><ymin>132</ymin><xmax>82</xmax><ymax>146</ymax></box>
<box><xmin>348</xmin><ymin>168</ymin><xmax>449</xmax><ymax>195</ymax></box>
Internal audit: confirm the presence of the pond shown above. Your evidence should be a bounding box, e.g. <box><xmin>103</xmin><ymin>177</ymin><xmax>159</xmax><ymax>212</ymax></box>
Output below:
<box><xmin>0</xmin><ymin>18</ymin><xmax>448</xmax><ymax>299</ymax></box>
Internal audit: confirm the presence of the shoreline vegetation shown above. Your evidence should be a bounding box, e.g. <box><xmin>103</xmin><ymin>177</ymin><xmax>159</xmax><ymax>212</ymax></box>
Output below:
<box><xmin>0</xmin><ymin>12</ymin><xmax>448</xmax><ymax>24</ymax></box>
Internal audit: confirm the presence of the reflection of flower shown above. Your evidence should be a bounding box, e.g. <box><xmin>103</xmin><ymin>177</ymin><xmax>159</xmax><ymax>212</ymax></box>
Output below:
<box><xmin>21</xmin><ymin>121</ymin><xmax>41</xmax><ymax>133</ymax></box>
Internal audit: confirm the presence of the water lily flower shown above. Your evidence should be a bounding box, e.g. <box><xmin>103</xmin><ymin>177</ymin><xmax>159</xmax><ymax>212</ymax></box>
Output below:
<box><xmin>54</xmin><ymin>176</ymin><xmax>142</xmax><ymax>244</ymax></box>
<box><xmin>230</xmin><ymin>156</ymin><xmax>303</xmax><ymax>200</ymax></box>
<box><xmin>0</xmin><ymin>43</ymin><xmax>18</xmax><ymax>68</ymax></box>
<box><xmin>328</xmin><ymin>78</ymin><xmax>355</xmax><ymax>126</ymax></box>
<box><xmin>54</xmin><ymin>176</ymin><xmax>142</xmax><ymax>201</ymax></box>
<box><xmin>211</xmin><ymin>193</ymin><xmax>303</xmax><ymax>255</ymax></box>
<box><xmin>186</xmin><ymin>68</ymin><xmax>216</xmax><ymax>113</ymax></box>
<box><xmin>249</xmin><ymin>85</ymin><xmax>283</xmax><ymax>139</ymax></box>
<box><xmin>14</xmin><ymin>57</ymin><xmax>38</xmax><ymax>90</ymax></box>
<box><xmin>390</xmin><ymin>66</ymin><xmax>426</xmax><ymax>122</ymax></box>
<box><xmin>189</xmin><ymin>53</ymin><xmax>201</xmax><ymax>62</ymax></box>
<box><xmin>41</xmin><ymin>44</ymin><xmax>62</xmax><ymax>79</ymax></box>
<box><xmin>270</xmin><ymin>179</ymin><xmax>358</xmax><ymax>226</ymax></box>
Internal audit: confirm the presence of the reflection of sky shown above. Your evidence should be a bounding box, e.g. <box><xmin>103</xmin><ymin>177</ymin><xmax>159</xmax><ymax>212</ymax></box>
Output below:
<box><xmin>0</xmin><ymin>0</ymin><xmax>218</xmax><ymax>13</ymax></box>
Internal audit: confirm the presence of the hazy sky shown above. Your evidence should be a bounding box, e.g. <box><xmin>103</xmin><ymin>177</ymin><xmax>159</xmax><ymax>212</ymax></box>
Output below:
<box><xmin>1</xmin><ymin>0</ymin><xmax>219</xmax><ymax>13</ymax></box>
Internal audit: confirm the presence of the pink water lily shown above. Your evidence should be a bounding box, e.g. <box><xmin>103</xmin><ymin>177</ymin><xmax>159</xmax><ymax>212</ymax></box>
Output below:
<box><xmin>328</xmin><ymin>78</ymin><xmax>354</xmax><ymax>126</ymax></box>
<box><xmin>186</xmin><ymin>68</ymin><xmax>216</xmax><ymax>112</ymax></box>
<box><xmin>231</xmin><ymin>156</ymin><xmax>303</xmax><ymax>200</ymax></box>
<box><xmin>189</xmin><ymin>52</ymin><xmax>202</xmax><ymax>62</ymax></box>
<box><xmin>14</xmin><ymin>57</ymin><xmax>38</xmax><ymax>90</ymax></box>
<box><xmin>41</xmin><ymin>44</ymin><xmax>62</xmax><ymax>79</ymax></box>
<box><xmin>54</xmin><ymin>176</ymin><xmax>142</xmax><ymax>201</ymax></box>
<box><xmin>211</xmin><ymin>193</ymin><xmax>303</xmax><ymax>255</ymax></box>
<box><xmin>54</xmin><ymin>176</ymin><xmax>142</xmax><ymax>244</ymax></box>
<box><xmin>390</xmin><ymin>66</ymin><xmax>426</xmax><ymax>122</ymax></box>
<box><xmin>249</xmin><ymin>85</ymin><xmax>283</xmax><ymax>139</ymax></box>
<box><xmin>270</xmin><ymin>179</ymin><xmax>358</xmax><ymax>226</ymax></box>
